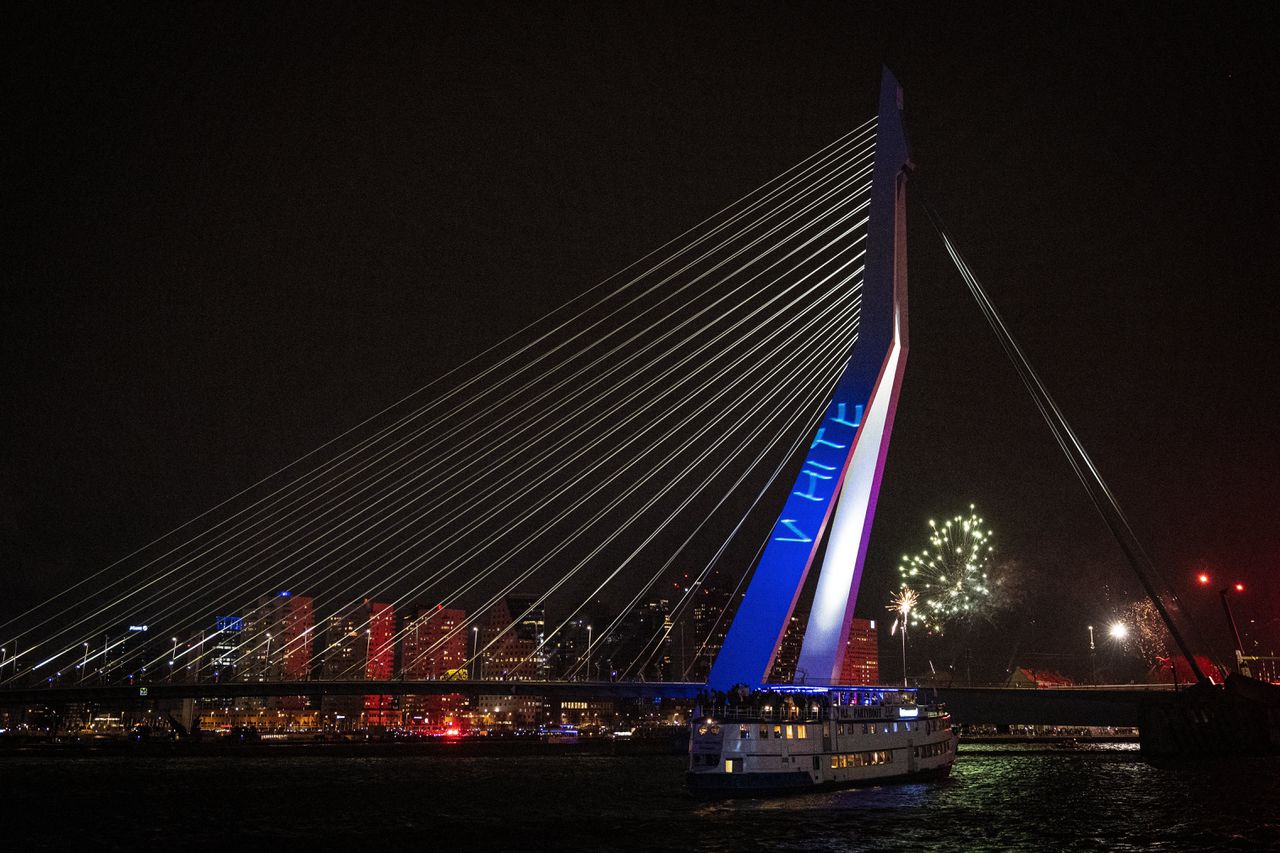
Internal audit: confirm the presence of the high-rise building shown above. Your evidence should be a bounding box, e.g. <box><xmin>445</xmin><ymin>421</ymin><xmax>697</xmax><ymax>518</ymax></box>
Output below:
<box><xmin>595</xmin><ymin>600</ymin><xmax>671</xmax><ymax>681</ymax></box>
<box><xmin>478</xmin><ymin>595</ymin><xmax>545</xmax><ymax>680</ymax></box>
<box><xmin>402</xmin><ymin>605</ymin><xmax>469</xmax><ymax>679</ymax></box>
<box><xmin>687</xmin><ymin>571</ymin><xmax>732</xmax><ymax>680</ymax></box>
<box><xmin>239</xmin><ymin>592</ymin><xmax>314</xmax><ymax>682</ymax></box>
<box><xmin>321</xmin><ymin>599</ymin><xmax>396</xmax><ymax>728</ymax></box>
<box><xmin>839</xmin><ymin>618</ymin><xmax>880</xmax><ymax>685</ymax></box>
<box><xmin>769</xmin><ymin>612</ymin><xmax>807</xmax><ymax>684</ymax></box>
<box><xmin>552</xmin><ymin>618</ymin><xmax>591</xmax><ymax>680</ymax></box>
<box><xmin>209</xmin><ymin>615</ymin><xmax>243</xmax><ymax>681</ymax></box>
<box><xmin>401</xmin><ymin>605</ymin><xmax>468</xmax><ymax>732</ymax></box>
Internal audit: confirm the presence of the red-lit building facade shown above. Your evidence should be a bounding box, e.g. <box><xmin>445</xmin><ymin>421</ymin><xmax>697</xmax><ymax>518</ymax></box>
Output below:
<box><xmin>838</xmin><ymin>617</ymin><xmax>880</xmax><ymax>685</ymax></box>
<box><xmin>403</xmin><ymin>606</ymin><xmax>469</xmax><ymax>679</ymax></box>
<box><xmin>321</xmin><ymin>599</ymin><xmax>396</xmax><ymax>728</ymax></box>
<box><xmin>401</xmin><ymin>605</ymin><xmax>469</xmax><ymax>732</ymax></box>
<box><xmin>239</xmin><ymin>591</ymin><xmax>314</xmax><ymax>682</ymax></box>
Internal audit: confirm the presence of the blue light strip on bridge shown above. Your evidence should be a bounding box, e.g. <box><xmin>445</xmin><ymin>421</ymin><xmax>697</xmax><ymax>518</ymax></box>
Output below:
<box><xmin>709</xmin><ymin>68</ymin><xmax>911</xmax><ymax>689</ymax></box>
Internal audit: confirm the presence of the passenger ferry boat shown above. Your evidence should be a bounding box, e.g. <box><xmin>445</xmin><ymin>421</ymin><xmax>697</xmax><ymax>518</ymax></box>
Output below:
<box><xmin>687</xmin><ymin>685</ymin><xmax>957</xmax><ymax>797</ymax></box>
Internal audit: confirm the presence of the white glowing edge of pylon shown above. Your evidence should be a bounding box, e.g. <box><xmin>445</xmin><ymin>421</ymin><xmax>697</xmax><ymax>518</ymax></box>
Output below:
<box><xmin>795</xmin><ymin>304</ymin><xmax>904</xmax><ymax>683</ymax></box>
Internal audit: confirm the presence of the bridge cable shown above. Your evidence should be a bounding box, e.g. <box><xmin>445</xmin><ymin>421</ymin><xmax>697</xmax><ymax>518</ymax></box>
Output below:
<box><xmin>0</xmin><ymin>120</ymin><xmax>875</xmax><ymax>650</ymax></box>
<box><xmin>0</xmin><ymin>129</ymin><xmax>875</xmax><ymax>681</ymax></box>
<box><xmin>917</xmin><ymin>187</ymin><xmax>1208</xmax><ymax>682</ymax></box>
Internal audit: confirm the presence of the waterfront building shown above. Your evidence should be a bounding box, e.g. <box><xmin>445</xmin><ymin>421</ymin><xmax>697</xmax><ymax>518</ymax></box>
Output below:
<box><xmin>400</xmin><ymin>605</ymin><xmax>468</xmax><ymax>730</ymax></box>
<box><xmin>770</xmin><ymin>612</ymin><xmax>807</xmax><ymax>683</ymax></box>
<box><xmin>762</xmin><ymin>614</ymin><xmax>880</xmax><ymax>686</ymax></box>
<box><xmin>470</xmin><ymin>694</ymin><xmax>545</xmax><ymax>731</ymax></box>
<box><xmin>688</xmin><ymin>572</ymin><xmax>732</xmax><ymax>680</ymax></box>
<box><xmin>321</xmin><ymin>599</ymin><xmax>396</xmax><ymax>728</ymax></box>
<box><xmin>239</xmin><ymin>592</ymin><xmax>314</xmax><ymax>682</ymax></box>
<box><xmin>402</xmin><ymin>605</ymin><xmax>468</xmax><ymax>679</ymax></box>
<box><xmin>478</xmin><ymin>595</ymin><xmax>545</xmax><ymax>680</ymax></box>
<box><xmin>552</xmin><ymin>617</ymin><xmax>590</xmax><ymax>680</ymax></box>
<box><xmin>548</xmin><ymin>697</ymin><xmax>617</xmax><ymax>730</ymax></box>
<box><xmin>839</xmin><ymin>618</ymin><xmax>880</xmax><ymax>685</ymax></box>
<box><xmin>595</xmin><ymin>599</ymin><xmax>672</xmax><ymax>681</ymax></box>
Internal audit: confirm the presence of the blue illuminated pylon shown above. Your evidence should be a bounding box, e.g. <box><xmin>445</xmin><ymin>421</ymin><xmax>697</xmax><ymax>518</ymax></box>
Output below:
<box><xmin>708</xmin><ymin>68</ymin><xmax>911</xmax><ymax>689</ymax></box>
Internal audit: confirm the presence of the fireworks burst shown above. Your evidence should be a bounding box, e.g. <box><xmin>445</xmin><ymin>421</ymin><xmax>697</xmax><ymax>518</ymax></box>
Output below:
<box><xmin>1117</xmin><ymin>599</ymin><xmax>1170</xmax><ymax>666</ymax></box>
<box><xmin>897</xmin><ymin>505</ymin><xmax>995</xmax><ymax>634</ymax></box>
<box><xmin>887</xmin><ymin>587</ymin><xmax>919</xmax><ymax>620</ymax></box>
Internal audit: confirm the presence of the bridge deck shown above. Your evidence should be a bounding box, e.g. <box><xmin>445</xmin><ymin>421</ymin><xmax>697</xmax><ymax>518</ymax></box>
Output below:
<box><xmin>0</xmin><ymin>681</ymin><xmax>1178</xmax><ymax>728</ymax></box>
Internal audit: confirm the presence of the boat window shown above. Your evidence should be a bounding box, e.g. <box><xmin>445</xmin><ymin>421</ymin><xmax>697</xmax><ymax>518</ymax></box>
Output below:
<box><xmin>740</xmin><ymin>725</ymin><xmax>749</xmax><ymax>739</ymax></box>
<box><xmin>862</xmin><ymin>724</ymin><xmax>868</xmax><ymax>734</ymax></box>
<box><xmin>892</xmin><ymin>723</ymin><xmax>899</xmax><ymax>733</ymax></box>
<box><xmin>725</xmin><ymin>759</ymin><xmax>735</xmax><ymax>774</ymax></box>
<box><xmin>773</xmin><ymin>725</ymin><xmax>782</xmax><ymax>739</ymax></box>
<box><xmin>830</xmin><ymin>755</ymin><xmax>839</xmax><ymax>769</ymax></box>
<box><xmin>797</xmin><ymin>725</ymin><xmax>807</xmax><ymax>739</ymax></box>
<box><xmin>823</xmin><ymin>722</ymin><xmax>830</xmax><ymax>738</ymax></box>
<box><xmin>759</xmin><ymin>725</ymin><xmax>768</xmax><ymax>739</ymax></box>
<box><xmin>785</xmin><ymin>725</ymin><xmax>793</xmax><ymax>739</ymax></box>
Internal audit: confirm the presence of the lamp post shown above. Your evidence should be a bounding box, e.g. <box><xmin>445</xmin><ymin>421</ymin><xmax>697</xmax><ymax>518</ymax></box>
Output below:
<box><xmin>1087</xmin><ymin>625</ymin><xmax>1096</xmax><ymax>684</ymax></box>
<box><xmin>472</xmin><ymin>626</ymin><xmax>480</xmax><ymax>681</ymax></box>
<box><xmin>197</xmin><ymin>631</ymin><xmax>205</xmax><ymax>682</ymax></box>
<box><xmin>264</xmin><ymin>632</ymin><xmax>273</xmax><ymax>681</ymax></box>
<box><xmin>1219</xmin><ymin>583</ymin><xmax>1251</xmax><ymax>678</ymax></box>
<box><xmin>1198</xmin><ymin>572</ymin><xmax>1251</xmax><ymax>679</ymax></box>
<box><xmin>586</xmin><ymin>625</ymin><xmax>593</xmax><ymax>682</ymax></box>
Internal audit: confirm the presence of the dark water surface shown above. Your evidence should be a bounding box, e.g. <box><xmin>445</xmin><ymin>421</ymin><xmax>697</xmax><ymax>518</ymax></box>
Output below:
<box><xmin>2</xmin><ymin>745</ymin><xmax>1277</xmax><ymax>851</ymax></box>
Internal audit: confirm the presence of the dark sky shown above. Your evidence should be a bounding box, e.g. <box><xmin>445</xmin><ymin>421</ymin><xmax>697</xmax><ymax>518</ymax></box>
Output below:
<box><xmin>4</xmin><ymin>4</ymin><xmax>1277</xmax><ymax>675</ymax></box>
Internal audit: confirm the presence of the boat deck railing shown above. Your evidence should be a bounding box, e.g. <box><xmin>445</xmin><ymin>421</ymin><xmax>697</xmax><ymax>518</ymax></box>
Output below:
<box><xmin>697</xmin><ymin>704</ymin><xmax>825</xmax><ymax>723</ymax></box>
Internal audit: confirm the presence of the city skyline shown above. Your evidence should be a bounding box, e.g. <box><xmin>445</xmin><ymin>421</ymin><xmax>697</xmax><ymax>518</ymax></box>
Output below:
<box><xmin>3</xmin><ymin>5</ymin><xmax>1276</xmax><ymax>700</ymax></box>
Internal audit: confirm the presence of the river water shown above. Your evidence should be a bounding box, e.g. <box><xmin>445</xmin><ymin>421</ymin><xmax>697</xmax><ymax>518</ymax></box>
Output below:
<box><xmin>2</xmin><ymin>745</ymin><xmax>1276</xmax><ymax>850</ymax></box>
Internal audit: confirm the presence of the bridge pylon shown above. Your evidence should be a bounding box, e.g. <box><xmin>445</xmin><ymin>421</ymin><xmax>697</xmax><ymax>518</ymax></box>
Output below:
<box><xmin>709</xmin><ymin>67</ymin><xmax>911</xmax><ymax>689</ymax></box>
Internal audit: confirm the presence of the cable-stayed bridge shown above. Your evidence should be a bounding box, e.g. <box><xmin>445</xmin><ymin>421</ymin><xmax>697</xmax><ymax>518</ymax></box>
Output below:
<box><xmin>0</xmin><ymin>70</ymin><xmax>1218</xmax><ymax>736</ymax></box>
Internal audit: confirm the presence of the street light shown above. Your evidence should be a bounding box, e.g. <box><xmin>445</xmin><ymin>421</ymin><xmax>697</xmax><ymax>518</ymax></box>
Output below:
<box><xmin>472</xmin><ymin>626</ymin><xmax>480</xmax><ymax>681</ymax></box>
<box><xmin>1108</xmin><ymin>622</ymin><xmax>1128</xmax><ymax>641</ymax></box>
<box><xmin>586</xmin><ymin>625</ymin><xmax>593</xmax><ymax>682</ymax></box>
<box><xmin>1087</xmin><ymin>626</ymin><xmax>1096</xmax><ymax>684</ymax></box>
<box><xmin>1219</xmin><ymin>583</ymin><xmax>1251</xmax><ymax>677</ymax></box>
<box><xmin>1197</xmin><ymin>572</ymin><xmax>1252</xmax><ymax>677</ymax></box>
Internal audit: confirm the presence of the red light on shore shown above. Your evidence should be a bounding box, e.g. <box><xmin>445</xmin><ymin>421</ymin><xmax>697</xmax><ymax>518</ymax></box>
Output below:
<box><xmin>1197</xmin><ymin>573</ymin><xmax>1211</xmax><ymax>585</ymax></box>
<box><xmin>1234</xmin><ymin>582</ymin><xmax>1245</xmax><ymax>592</ymax></box>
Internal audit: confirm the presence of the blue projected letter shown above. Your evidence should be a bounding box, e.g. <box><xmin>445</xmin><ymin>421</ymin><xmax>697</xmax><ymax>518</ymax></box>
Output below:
<box><xmin>793</xmin><ymin>468</ymin><xmax>833</xmax><ymax>502</ymax></box>
<box><xmin>833</xmin><ymin>402</ymin><xmax>864</xmax><ymax>428</ymax></box>
<box><xmin>774</xmin><ymin>519</ymin><xmax>813</xmax><ymax>543</ymax></box>
<box><xmin>810</xmin><ymin>428</ymin><xmax>845</xmax><ymax>451</ymax></box>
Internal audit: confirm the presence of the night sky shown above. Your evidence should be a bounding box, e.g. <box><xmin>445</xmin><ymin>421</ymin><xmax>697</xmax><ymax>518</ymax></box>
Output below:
<box><xmin>4</xmin><ymin>4</ymin><xmax>1277</xmax><ymax>676</ymax></box>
